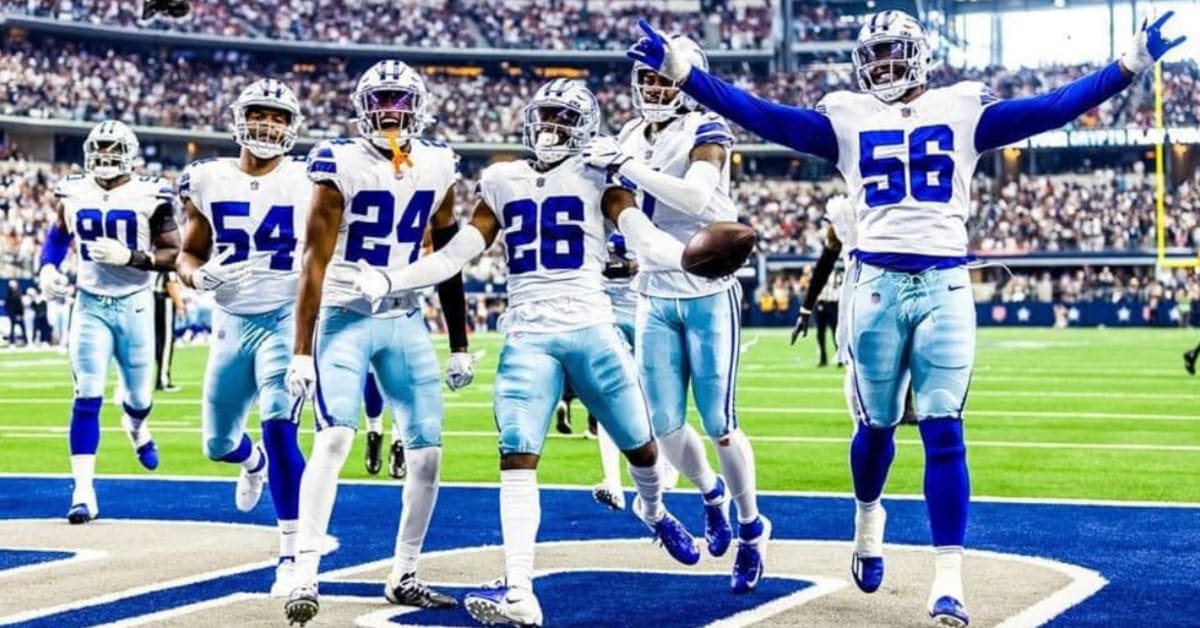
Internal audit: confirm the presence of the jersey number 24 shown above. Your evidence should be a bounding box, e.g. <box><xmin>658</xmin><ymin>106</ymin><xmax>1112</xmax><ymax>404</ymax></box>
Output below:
<box><xmin>859</xmin><ymin>124</ymin><xmax>954</xmax><ymax>208</ymax></box>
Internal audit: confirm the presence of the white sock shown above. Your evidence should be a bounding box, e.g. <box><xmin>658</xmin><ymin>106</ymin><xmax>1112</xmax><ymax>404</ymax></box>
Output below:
<box><xmin>365</xmin><ymin>416</ymin><xmax>383</xmax><ymax>434</ymax></box>
<box><xmin>70</xmin><ymin>454</ymin><xmax>96</xmax><ymax>506</ymax></box>
<box><xmin>714</xmin><ymin>429</ymin><xmax>759</xmax><ymax>524</ymax></box>
<box><xmin>930</xmin><ymin>546</ymin><xmax>964</xmax><ymax>603</ymax></box>
<box><xmin>660</xmin><ymin>458</ymin><xmax>680</xmax><ymax>491</ymax></box>
<box><xmin>854</xmin><ymin>499</ymin><xmax>884</xmax><ymax>555</ymax></box>
<box><xmin>279</xmin><ymin>519</ymin><xmax>298</xmax><ymax>559</ymax></box>
<box><xmin>295</xmin><ymin>426</ymin><xmax>354</xmax><ymax>583</ymax></box>
<box><xmin>628</xmin><ymin>463</ymin><xmax>663</xmax><ymax>522</ymax></box>
<box><xmin>242</xmin><ymin>443</ymin><xmax>266</xmax><ymax>472</ymax></box>
<box><xmin>658</xmin><ymin>425</ymin><xmax>718</xmax><ymax>494</ymax></box>
<box><xmin>596</xmin><ymin>423</ymin><xmax>622</xmax><ymax>491</ymax></box>
<box><xmin>123</xmin><ymin>415</ymin><xmax>152</xmax><ymax>448</ymax></box>
<box><xmin>500</xmin><ymin>469</ymin><xmax>539</xmax><ymax>591</ymax></box>
<box><xmin>391</xmin><ymin>447</ymin><xmax>441</xmax><ymax>578</ymax></box>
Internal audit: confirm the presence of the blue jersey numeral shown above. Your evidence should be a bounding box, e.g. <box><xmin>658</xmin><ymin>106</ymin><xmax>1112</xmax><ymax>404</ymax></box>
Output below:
<box><xmin>345</xmin><ymin>190</ymin><xmax>436</xmax><ymax>266</ymax></box>
<box><xmin>859</xmin><ymin>124</ymin><xmax>954</xmax><ymax>208</ymax></box>
<box><xmin>75</xmin><ymin>208</ymin><xmax>137</xmax><ymax>261</ymax></box>
<box><xmin>501</xmin><ymin>196</ymin><xmax>585</xmax><ymax>275</ymax></box>
<box><xmin>211</xmin><ymin>202</ymin><xmax>298</xmax><ymax>271</ymax></box>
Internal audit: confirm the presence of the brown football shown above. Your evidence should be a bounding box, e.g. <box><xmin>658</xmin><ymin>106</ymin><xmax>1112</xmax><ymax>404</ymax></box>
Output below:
<box><xmin>682</xmin><ymin>221</ymin><xmax>756</xmax><ymax>279</ymax></box>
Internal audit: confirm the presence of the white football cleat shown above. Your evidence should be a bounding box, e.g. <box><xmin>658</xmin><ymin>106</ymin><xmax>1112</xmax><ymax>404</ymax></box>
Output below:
<box><xmin>270</xmin><ymin>559</ymin><xmax>297</xmax><ymax>598</ymax></box>
<box><xmin>852</xmin><ymin>504</ymin><xmax>887</xmax><ymax>592</ymax></box>
<box><xmin>465</xmin><ymin>581</ymin><xmax>543</xmax><ymax>627</ymax></box>
<box><xmin>235</xmin><ymin>446</ymin><xmax>268</xmax><ymax>512</ymax></box>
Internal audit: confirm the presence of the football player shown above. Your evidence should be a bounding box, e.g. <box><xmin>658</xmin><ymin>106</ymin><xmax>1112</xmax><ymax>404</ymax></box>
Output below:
<box><xmin>352</xmin><ymin>79</ymin><xmax>702</xmax><ymax>628</ymax></box>
<box><xmin>38</xmin><ymin>120</ymin><xmax>180</xmax><ymax>523</ymax></box>
<box><xmin>175</xmin><ymin>78</ymin><xmax>310</xmax><ymax>594</ymax></box>
<box><xmin>281</xmin><ymin>60</ymin><xmax>473</xmax><ymax>624</ymax></box>
<box><xmin>629</xmin><ymin>10</ymin><xmax>1185</xmax><ymax>625</ymax></box>
<box><xmin>582</xmin><ymin>34</ymin><xmax>769</xmax><ymax>595</ymax></box>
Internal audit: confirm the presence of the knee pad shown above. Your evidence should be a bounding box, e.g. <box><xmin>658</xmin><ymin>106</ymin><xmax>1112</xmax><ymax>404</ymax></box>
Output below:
<box><xmin>204</xmin><ymin>436</ymin><xmax>239</xmax><ymax>461</ymax></box>
<box><xmin>498</xmin><ymin>423</ymin><xmax>541</xmax><ymax>456</ymax></box>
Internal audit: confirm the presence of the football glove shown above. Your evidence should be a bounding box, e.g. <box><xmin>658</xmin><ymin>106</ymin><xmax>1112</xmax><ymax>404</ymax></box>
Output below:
<box><xmin>626</xmin><ymin>19</ymin><xmax>693</xmax><ymax>83</ymax></box>
<box><xmin>285</xmin><ymin>355</ymin><xmax>316</xmax><ymax>400</ymax></box>
<box><xmin>351</xmin><ymin>259</ymin><xmax>392</xmax><ymax>304</ymax></box>
<box><xmin>581</xmin><ymin>136</ymin><xmax>633</xmax><ymax>171</ymax></box>
<box><xmin>87</xmin><ymin>238</ymin><xmax>134</xmax><ymax>266</ymax></box>
<box><xmin>37</xmin><ymin>265</ymin><xmax>71</xmax><ymax>298</ymax></box>
<box><xmin>445</xmin><ymin>352</ymin><xmax>477</xmax><ymax>391</ymax></box>
<box><xmin>190</xmin><ymin>247</ymin><xmax>255</xmax><ymax>292</ymax></box>
<box><xmin>1121</xmin><ymin>11</ymin><xmax>1186</xmax><ymax>74</ymax></box>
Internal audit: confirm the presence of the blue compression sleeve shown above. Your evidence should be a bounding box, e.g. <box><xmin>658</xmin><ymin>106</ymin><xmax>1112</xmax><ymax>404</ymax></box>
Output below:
<box><xmin>975</xmin><ymin>61</ymin><xmax>1133</xmax><ymax>152</ymax></box>
<box><xmin>40</xmin><ymin>224</ymin><xmax>73</xmax><ymax>268</ymax></box>
<box><xmin>682</xmin><ymin>67</ymin><xmax>839</xmax><ymax>162</ymax></box>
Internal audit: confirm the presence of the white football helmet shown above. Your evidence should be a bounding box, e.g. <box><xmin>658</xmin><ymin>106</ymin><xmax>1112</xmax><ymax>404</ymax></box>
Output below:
<box><xmin>522</xmin><ymin>79</ymin><xmax>601</xmax><ymax>165</ymax></box>
<box><xmin>231</xmin><ymin>78</ymin><xmax>303</xmax><ymax>159</ymax></box>
<box><xmin>83</xmin><ymin>120</ymin><xmax>139</xmax><ymax>180</ymax></box>
<box><xmin>353</xmin><ymin>60</ymin><xmax>433</xmax><ymax>149</ymax></box>
<box><xmin>852</xmin><ymin>10</ymin><xmax>932</xmax><ymax>103</ymax></box>
<box><xmin>632</xmin><ymin>34</ymin><xmax>708</xmax><ymax>123</ymax></box>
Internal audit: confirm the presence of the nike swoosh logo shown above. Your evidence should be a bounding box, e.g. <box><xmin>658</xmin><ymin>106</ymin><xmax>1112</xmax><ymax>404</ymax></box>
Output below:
<box><xmin>947</xmin><ymin>285</ymin><xmax>966</xmax><ymax>292</ymax></box>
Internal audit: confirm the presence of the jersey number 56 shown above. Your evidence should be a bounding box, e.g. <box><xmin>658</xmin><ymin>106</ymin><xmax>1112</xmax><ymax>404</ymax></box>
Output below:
<box><xmin>859</xmin><ymin>124</ymin><xmax>954</xmax><ymax>208</ymax></box>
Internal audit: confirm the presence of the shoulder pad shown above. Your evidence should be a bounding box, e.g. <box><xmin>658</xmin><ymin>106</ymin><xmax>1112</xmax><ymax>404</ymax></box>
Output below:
<box><xmin>690</xmin><ymin>111</ymin><xmax>734</xmax><ymax>148</ymax></box>
<box><xmin>949</xmin><ymin>80</ymin><xmax>999</xmax><ymax>106</ymax></box>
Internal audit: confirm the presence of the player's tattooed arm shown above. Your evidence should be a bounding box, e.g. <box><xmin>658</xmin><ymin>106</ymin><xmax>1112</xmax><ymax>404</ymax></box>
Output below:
<box><xmin>294</xmin><ymin>181</ymin><xmax>344</xmax><ymax>356</ymax></box>
<box><xmin>602</xmin><ymin>187</ymin><xmax>684</xmax><ymax>270</ymax></box>
<box><xmin>430</xmin><ymin>188</ymin><xmax>471</xmax><ymax>353</ymax></box>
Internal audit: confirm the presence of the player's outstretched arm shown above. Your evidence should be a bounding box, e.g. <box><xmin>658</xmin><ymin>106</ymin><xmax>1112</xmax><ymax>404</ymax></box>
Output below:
<box><xmin>356</xmin><ymin>200</ymin><xmax>497</xmax><ymax>300</ymax></box>
<box><xmin>627</xmin><ymin>19</ymin><xmax>838</xmax><ymax>162</ymax></box>
<box><xmin>976</xmin><ymin>11</ymin><xmax>1185</xmax><ymax>152</ymax></box>
<box><xmin>792</xmin><ymin>226</ymin><xmax>842</xmax><ymax>346</ymax></box>
<box><xmin>293</xmin><ymin>181</ymin><xmax>343</xmax><ymax>357</ymax></box>
<box><xmin>602</xmin><ymin>187</ymin><xmax>685</xmax><ymax>270</ymax></box>
<box><xmin>583</xmin><ymin>137</ymin><xmax>731</xmax><ymax>221</ymax></box>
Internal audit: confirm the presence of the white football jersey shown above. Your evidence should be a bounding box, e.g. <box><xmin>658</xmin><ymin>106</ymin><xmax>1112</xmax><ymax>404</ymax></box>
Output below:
<box><xmin>179</xmin><ymin>156</ymin><xmax>312</xmax><ymax>315</ymax></box>
<box><xmin>55</xmin><ymin>174</ymin><xmax>174</xmax><ymax>297</ymax></box>
<box><xmin>825</xmin><ymin>198</ymin><xmax>858</xmax><ymax>263</ymax></box>
<box><xmin>617</xmin><ymin>110</ymin><xmax>737</xmax><ymax>298</ymax></box>
<box><xmin>477</xmin><ymin>156</ymin><xmax>614</xmax><ymax>334</ymax></box>
<box><xmin>307</xmin><ymin>137</ymin><xmax>458</xmax><ymax>317</ymax></box>
<box><xmin>819</xmin><ymin>82</ymin><xmax>993</xmax><ymax>259</ymax></box>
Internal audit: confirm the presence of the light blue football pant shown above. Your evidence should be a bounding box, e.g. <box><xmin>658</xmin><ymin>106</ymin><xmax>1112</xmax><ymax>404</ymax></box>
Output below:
<box><xmin>846</xmin><ymin>263</ymin><xmax>975</xmax><ymax>428</ymax></box>
<box><xmin>494</xmin><ymin>324</ymin><xmax>652</xmax><ymax>456</ymax></box>
<box><xmin>636</xmin><ymin>283</ymin><xmax>743</xmax><ymax>440</ymax></box>
<box><xmin>201</xmin><ymin>304</ymin><xmax>298</xmax><ymax>459</ymax></box>
<box><xmin>69</xmin><ymin>288</ymin><xmax>155</xmax><ymax>410</ymax></box>
<box><xmin>313</xmin><ymin>307</ymin><xmax>443</xmax><ymax>449</ymax></box>
<box><xmin>614</xmin><ymin>307</ymin><xmax>636</xmax><ymax>348</ymax></box>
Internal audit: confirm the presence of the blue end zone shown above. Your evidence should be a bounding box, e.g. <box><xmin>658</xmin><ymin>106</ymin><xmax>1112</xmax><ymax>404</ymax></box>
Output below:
<box><xmin>0</xmin><ymin>477</ymin><xmax>1197</xmax><ymax>627</ymax></box>
<box><xmin>0</xmin><ymin>550</ymin><xmax>73</xmax><ymax>571</ymax></box>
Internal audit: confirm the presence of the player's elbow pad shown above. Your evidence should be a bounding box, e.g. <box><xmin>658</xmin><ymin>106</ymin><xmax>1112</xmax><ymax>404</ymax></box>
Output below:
<box><xmin>619</xmin><ymin>160</ymin><xmax>723</xmax><ymax>219</ymax></box>
<box><xmin>39</xmin><ymin>224</ymin><xmax>73</xmax><ymax>268</ymax></box>
<box><xmin>384</xmin><ymin>225</ymin><xmax>486</xmax><ymax>291</ymax></box>
<box><xmin>617</xmin><ymin>208</ymin><xmax>684</xmax><ymax>271</ymax></box>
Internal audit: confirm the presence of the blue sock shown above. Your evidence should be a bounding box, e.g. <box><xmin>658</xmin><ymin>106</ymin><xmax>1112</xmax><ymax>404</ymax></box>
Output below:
<box><xmin>850</xmin><ymin>424</ymin><xmax>896</xmax><ymax>502</ymax></box>
<box><xmin>219</xmin><ymin>433</ymin><xmax>253</xmax><ymax>464</ymax></box>
<box><xmin>262</xmin><ymin>419</ymin><xmax>306</xmax><ymax>521</ymax></box>
<box><xmin>70</xmin><ymin>397</ymin><xmax>103</xmax><ymax>455</ymax></box>
<box><xmin>919</xmin><ymin>418</ymin><xmax>970</xmax><ymax>547</ymax></box>
<box><xmin>363</xmin><ymin>373</ymin><xmax>383</xmax><ymax>420</ymax></box>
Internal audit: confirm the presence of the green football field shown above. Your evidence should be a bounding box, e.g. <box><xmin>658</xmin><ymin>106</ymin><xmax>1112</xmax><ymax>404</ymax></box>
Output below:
<box><xmin>1</xmin><ymin>327</ymin><xmax>1196</xmax><ymax>503</ymax></box>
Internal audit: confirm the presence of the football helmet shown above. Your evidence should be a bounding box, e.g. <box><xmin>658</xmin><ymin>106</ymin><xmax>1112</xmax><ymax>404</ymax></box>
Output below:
<box><xmin>353</xmin><ymin>60</ymin><xmax>433</xmax><ymax>149</ymax></box>
<box><xmin>852</xmin><ymin>11</ymin><xmax>932</xmax><ymax>103</ymax></box>
<box><xmin>521</xmin><ymin>79</ymin><xmax>601</xmax><ymax>165</ymax></box>
<box><xmin>83</xmin><ymin>120</ymin><xmax>139</xmax><ymax>180</ymax></box>
<box><xmin>632</xmin><ymin>34</ymin><xmax>708</xmax><ymax>123</ymax></box>
<box><xmin>231</xmin><ymin>78</ymin><xmax>303</xmax><ymax>159</ymax></box>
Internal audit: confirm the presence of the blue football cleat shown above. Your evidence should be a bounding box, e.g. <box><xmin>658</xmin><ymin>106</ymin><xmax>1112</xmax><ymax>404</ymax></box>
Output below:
<box><xmin>852</xmin><ymin>554</ymin><xmax>885</xmax><ymax>593</ymax></box>
<box><xmin>632</xmin><ymin>496</ymin><xmax>701</xmax><ymax>565</ymax></box>
<box><xmin>136</xmin><ymin>442</ymin><xmax>159</xmax><ymax>470</ymax></box>
<box><xmin>929</xmin><ymin>595</ymin><xmax>969</xmax><ymax>627</ymax></box>
<box><xmin>66</xmin><ymin>503</ymin><xmax>96</xmax><ymax>524</ymax></box>
<box><xmin>464</xmin><ymin>581</ymin><xmax>543</xmax><ymax>627</ymax></box>
<box><xmin>122</xmin><ymin>415</ymin><xmax>159</xmax><ymax>470</ymax></box>
<box><xmin>731</xmin><ymin>516</ymin><xmax>771</xmax><ymax>594</ymax></box>
<box><xmin>703</xmin><ymin>477</ymin><xmax>733</xmax><ymax>557</ymax></box>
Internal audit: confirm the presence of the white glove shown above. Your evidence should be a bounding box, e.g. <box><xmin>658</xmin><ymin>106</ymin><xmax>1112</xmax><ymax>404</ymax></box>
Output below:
<box><xmin>38</xmin><ymin>265</ymin><xmax>72</xmax><ymax>298</ymax></box>
<box><xmin>351</xmin><ymin>259</ymin><xmax>392</xmax><ymax>303</ymax></box>
<box><xmin>445</xmin><ymin>352</ymin><xmax>476</xmax><ymax>391</ymax></box>
<box><xmin>581</xmin><ymin>136</ymin><xmax>633</xmax><ymax>171</ymax></box>
<box><xmin>88</xmin><ymin>237</ymin><xmax>134</xmax><ymax>266</ymax></box>
<box><xmin>286</xmin><ymin>355</ymin><xmax>316</xmax><ymax>399</ymax></box>
<box><xmin>191</xmin><ymin>247</ymin><xmax>255</xmax><ymax>292</ymax></box>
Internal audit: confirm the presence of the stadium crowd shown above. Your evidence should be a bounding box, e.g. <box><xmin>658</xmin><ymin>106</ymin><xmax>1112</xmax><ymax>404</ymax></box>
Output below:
<box><xmin>0</xmin><ymin>0</ymin><xmax>774</xmax><ymax>50</ymax></box>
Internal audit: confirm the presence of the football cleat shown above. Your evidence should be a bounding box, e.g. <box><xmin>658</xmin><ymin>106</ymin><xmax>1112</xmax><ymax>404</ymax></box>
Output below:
<box><xmin>365</xmin><ymin>431</ymin><xmax>383</xmax><ymax>475</ymax></box>
<box><xmin>235</xmin><ymin>446</ymin><xmax>268</xmax><ymax>512</ymax></box>
<box><xmin>1185</xmin><ymin>350</ymin><xmax>1197</xmax><ymax>376</ymax></box>
<box><xmin>583</xmin><ymin>415</ymin><xmax>598</xmax><ymax>440</ymax></box>
<box><xmin>731</xmin><ymin>516</ymin><xmax>771</xmax><ymax>594</ymax></box>
<box><xmin>384</xmin><ymin>571</ymin><xmax>458</xmax><ymax>609</ymax></box>
<box><xmin>929</xmin><ymin>595</ymin><xmax>970</xmax><ymax>627</ymax></box>
<box><xmin>66</xmin><ymin>502</ymin><xmax>97</xmax><ymax>524</ymax></box>
<box><xmin>554</xmin><ymin>400</ymin><xmax>572</xmax><ymax>435</ymax></box>
<box><xmin>389</xmin><ymin>440</ymin><xmax>407</xmax><ymax>480</ymax></box>
<box><xmin>703</xmin><ymin>477</ymin><xmax>733</xmax><ymax>557</ymax></box>
<box><xmin>464</xmin><ymin>581</ymin><xmax>543</xmax><ymax>627</ymax></box>
<box><xmin>852</xmin><ymin>505</ymin><xmax>887</xmax><ymax>592</ymax></box>
<box><xmin>284</xmin><ymin>583</ymin><xmax>319</xmax><ymax>626</ymax></box>
<box><xmin>592</xmin><ymin>483</ymin><xmax>625</xmax><ymax>512</ymax></box>
<box><xmin>270</xmin><ymin>558</ymin><xmax>298</xmax><ymax>598</ymax></box>
<box><xmin>121</xmin><ymin>415</ymin><xmax>159</xmax><ymax>471</ymax></box>
<box><xmin>632</xmin><ymin>496</ymin><xmax>701</xmax><ymax>566</ymax></box>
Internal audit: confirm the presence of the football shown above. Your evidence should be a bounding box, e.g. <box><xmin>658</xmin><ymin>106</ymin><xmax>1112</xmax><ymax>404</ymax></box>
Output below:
<box><xmin>682</xmin><ymin>221</ymin><xmax>756</xmax><ymax>279</ymax></box>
